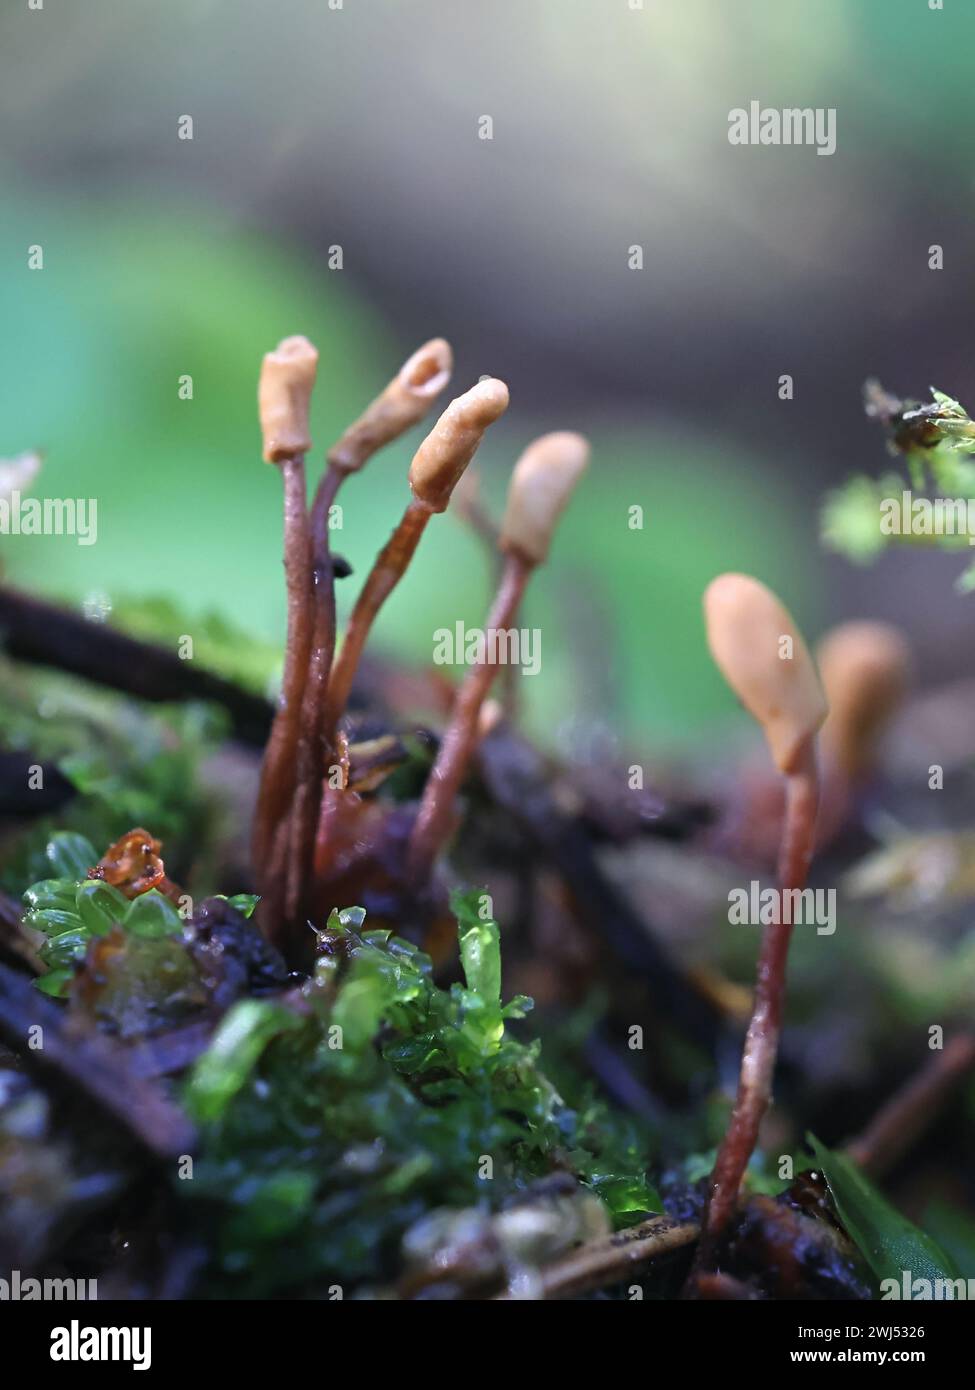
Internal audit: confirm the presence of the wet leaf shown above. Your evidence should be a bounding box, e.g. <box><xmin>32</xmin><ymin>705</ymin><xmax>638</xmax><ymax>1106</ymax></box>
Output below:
<box><xmin>807</xmin><ymin>1134</ymin><xmax>961</xmax><ymax>1287</ymax></box>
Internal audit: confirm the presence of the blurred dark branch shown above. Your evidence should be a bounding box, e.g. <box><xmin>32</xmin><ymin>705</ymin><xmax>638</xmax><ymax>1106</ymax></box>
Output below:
<box><xmin>845</xmin><ymin>1033</ymin><xmax>975</xmax><ymax>1180</ymax></box>
<box><xmin>0</xmin><ymin>959</ymin><xmax>195</xmax><ymax>1159</ymax></box>
<box><xmin>0</xmin><ymin>585</ymin><xmax>273</xmax><ymax>744</ymax></box>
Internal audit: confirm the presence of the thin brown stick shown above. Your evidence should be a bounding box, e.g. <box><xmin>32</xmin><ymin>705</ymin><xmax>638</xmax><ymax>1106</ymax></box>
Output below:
<box><xmin>408</xmin><ymin>554</ymin><xmax>531</xmax><ymax>882</ymax></box>
<box><xmin>493</xmin><ymin>1215</ymin><xmax>699</xmax><ymax>1300</ymax></box>
<box><xmin>845</xmin><ymin>1032</ymin><xmax>975</xmax><ymax>1180</ymax></box>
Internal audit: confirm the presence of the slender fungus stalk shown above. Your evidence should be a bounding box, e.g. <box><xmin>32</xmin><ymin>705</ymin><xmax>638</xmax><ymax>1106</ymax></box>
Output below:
<box><xmin>285</xmin><ymin>340</ymin><xmax>454</xmax><ymax>923</ymax></box>
<box><xmin>252</xmin><ymin>336</ymin><xmax>318</xmax><ymax>886</ymax></box>
<box><xmin>320</xmin><ymin>378</ymin><xmax>510</xmax><ymax>739</ymax></box>
<box><xmin>692</xmin><ymin>574</ymin><xmax>827</xmax><ymax>1277</ymax></box>
<box><xmin>408</xmin><ymin>432</ymin><xmax>589</xmax><ymax>883</ymax></box>
<box><xmin>451</xmin><ymin>467</ymin><xmax>524</xmax><ymax>717</ymax></box>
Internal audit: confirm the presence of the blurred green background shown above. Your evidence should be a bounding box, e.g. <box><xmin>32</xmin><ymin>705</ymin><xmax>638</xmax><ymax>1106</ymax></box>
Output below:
<box><xmin>2</xmin><ymin>0</ymin><xmax>974</xmax><ymax>753</ymax></box>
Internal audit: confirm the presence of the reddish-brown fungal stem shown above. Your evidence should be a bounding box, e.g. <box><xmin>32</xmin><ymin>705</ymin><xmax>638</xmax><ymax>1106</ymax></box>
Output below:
<box><xmin>321</xmin><ymin>498</ymin><xmax>433</xmax><ymax>738</ymax></box>
<box><xmin>694</xmin><ymin>745</ymin><xmax>819</xmax><ymax>1268</ymax></box>
<box><xmin>408</xmin><ymin>553</ymin><xmax>531</xmax><ymax>883</ymax></box>
<box><xmin>284</xmin><ymin>463</ymin><xmax>344</xmax><ymax>922</ymax></box>
<box><xmin>261</xmin><ymin>816</ymin><xmax>292</xmax><ymax>947</ymax></box>
<box><xmin>252</xmin><ymin>450</ymin><xmax>313</xmax><ymax>872</ymax></box>
<box><xmin>251</xmin><ymin>335</ymin><xmax>318</xmax><ymax>923</ymax></box>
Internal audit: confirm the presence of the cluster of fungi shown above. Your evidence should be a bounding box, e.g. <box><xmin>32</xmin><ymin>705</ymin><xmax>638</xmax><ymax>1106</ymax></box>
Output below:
<box><xmin>37</xmin><ymin>327</ymin><xmax>933</xmax><ymax>1288</ymax></box>
<box><xmin>246</xmin><ymin>333</ymin><xmax>934</xmax><ymax>1282</ymax></box>
<box><xmin>250</xmin><ymin>334</ymin><xmax>588</xmax><ymax>965</ymax></box>
<box><xmin>7</xmin><ymin>324</ymin><xmax>965</xmax><ymax>1294</ymax></box>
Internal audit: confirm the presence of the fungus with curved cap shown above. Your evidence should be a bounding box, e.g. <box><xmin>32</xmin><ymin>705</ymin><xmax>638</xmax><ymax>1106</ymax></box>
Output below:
<box><xmin>326</xmin><ymin>338</ymin><xmax>454</xmax><ymax>477</ymax></box>
<box><xmin>320</xmin><ymin>377</ymin><xmax>510</xmax><ymax>739</ymax></box>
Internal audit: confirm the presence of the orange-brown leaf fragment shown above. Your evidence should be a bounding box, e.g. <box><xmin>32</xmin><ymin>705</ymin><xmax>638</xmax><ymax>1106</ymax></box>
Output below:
<box><xmin>86</xmin><ymin>828</ymin><xmax>181</xmax><ymax>903</ymax></box>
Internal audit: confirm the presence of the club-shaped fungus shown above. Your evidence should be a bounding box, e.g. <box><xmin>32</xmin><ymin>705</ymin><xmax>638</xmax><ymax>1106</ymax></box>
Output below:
<box><xmin>320</xmin><ymin>378</ymin><xmax>510</xmax><ymax>739</ymax></box>
<box><xmin>407</xmin><ymin>431</ymin><xmax>589</xmax><ymax>883</ymax></box>
<box><xmin>252</xmin><ymin>336</ymin><xmax>318</xmax><ymax>890</ymax></box>
<box><xmin>283</xmin><ymin>341</ymin><xmax>455</xmax><ymax>926</ymax></box>
<box><xmin>691</xmin><ymin>573</ymin><xmax>827</xmax><ymax>1278</ymax></box>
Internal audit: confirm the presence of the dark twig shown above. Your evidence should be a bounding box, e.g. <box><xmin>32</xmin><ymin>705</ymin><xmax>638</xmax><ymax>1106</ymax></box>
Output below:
<box><xmin>494</xmin><ymin>1214</ymin><xmax>698</xmax><ymax>1300</ymax></box>
<box><xmin>845</xmin><ymin>1032</ymin><xmax>975</xmax><ymax>1180</ymax></box>
<box><xmin>0</xmin><ymin>586</ymin><xmax>272</xmax><ymax>743</ymax></box>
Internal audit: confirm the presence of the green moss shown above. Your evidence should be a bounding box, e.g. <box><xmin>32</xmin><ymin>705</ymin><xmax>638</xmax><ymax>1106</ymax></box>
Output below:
<box><xmin>180</xmin><ymin>891</ymin><xmax>660</xmax><ymax>1295</ymax></box>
